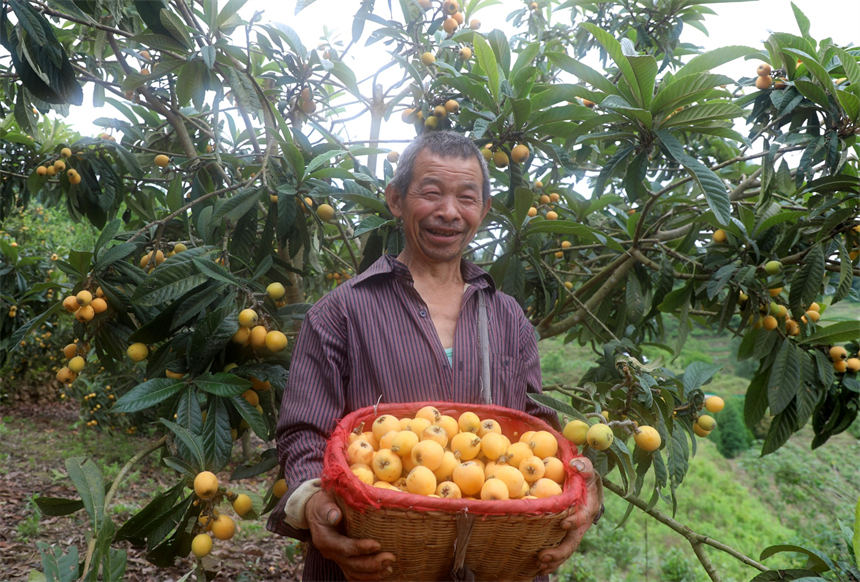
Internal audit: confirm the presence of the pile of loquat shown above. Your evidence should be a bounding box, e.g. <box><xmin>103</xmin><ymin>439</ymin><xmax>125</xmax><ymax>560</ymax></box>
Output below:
<box><xmin>346</xmin><ymin>406</ymin><xmax>567</xmax><ymax>501</ymax></box>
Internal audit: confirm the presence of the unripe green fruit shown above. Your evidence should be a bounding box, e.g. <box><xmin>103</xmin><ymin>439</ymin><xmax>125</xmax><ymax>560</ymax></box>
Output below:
<box><xmin>764</xmin><ymin>260</ymin><xmax>782</xmax><ymax>275</ymax></box>
<box><xmin>562</xmin><ymin>419</ymin><xmax>589</xmax><ymax>445</ymax></box>
<box><xmin>586</xmin><ymin>423</ymin><xmax>614</xmax><ymax>450</ymax></box>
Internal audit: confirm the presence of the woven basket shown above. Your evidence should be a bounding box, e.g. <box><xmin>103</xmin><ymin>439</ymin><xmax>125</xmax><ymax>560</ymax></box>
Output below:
<box><xmin>322</xmin><ymin>401</ymin><xmax>586</xmax><ymax>582</ymax></box>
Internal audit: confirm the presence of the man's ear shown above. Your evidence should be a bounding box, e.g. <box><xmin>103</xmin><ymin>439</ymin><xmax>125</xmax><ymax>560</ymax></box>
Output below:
<box><xmin>385</xmin><ymin>183</ymin><xmax>403</xmax><ymax>218</ymax></box>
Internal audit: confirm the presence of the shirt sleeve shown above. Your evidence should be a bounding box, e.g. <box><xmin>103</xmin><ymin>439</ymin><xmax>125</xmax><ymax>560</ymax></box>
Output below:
<box><xmin>268</xmin><ymin>296</ymin><xmax>349</xmax><ymax>537</ymax></box>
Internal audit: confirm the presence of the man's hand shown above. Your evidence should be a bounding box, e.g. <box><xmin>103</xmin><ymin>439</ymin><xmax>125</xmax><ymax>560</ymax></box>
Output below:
<box><xmin>305</xmin><ymin>489</ymin><xmax>397</xmax><ymax>581</ymax></box>
<box><xmin>536</xmin><ymin>456</ymin><xmax>604</xmax><ymax>575</ymax></box>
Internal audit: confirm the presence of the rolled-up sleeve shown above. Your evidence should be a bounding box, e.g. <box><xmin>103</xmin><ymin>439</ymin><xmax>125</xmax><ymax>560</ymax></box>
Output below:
<box><xmin>267</xmin><ymin>296</ymin><xmax>349</xmax><ymax>537</ymax></box>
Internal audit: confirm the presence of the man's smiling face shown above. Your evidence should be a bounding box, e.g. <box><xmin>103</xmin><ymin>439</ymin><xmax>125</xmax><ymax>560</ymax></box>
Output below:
<box><xmin>386</xmin><ymin>149</ymin><xmax>490</xmax><ymax>267</ymax></box>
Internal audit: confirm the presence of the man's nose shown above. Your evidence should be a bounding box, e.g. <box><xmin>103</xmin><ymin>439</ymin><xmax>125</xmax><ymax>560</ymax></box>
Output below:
<box><xmin>435</xmin><ymin>194</ymin><xmax>458</xmax><ymax>220</ymax></box>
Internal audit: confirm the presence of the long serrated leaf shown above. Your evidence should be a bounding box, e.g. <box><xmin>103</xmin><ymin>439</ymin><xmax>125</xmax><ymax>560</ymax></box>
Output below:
<box><xmin>833</xmin><ymin>244</ymin><xmax>854</xmax><ymax>305</ymax></box>
<box><xmin>761</xmin><ymin>401</ymin><xmax>798</xmax><ymax>456</ymax></box>
<box><xmin>657</xmin><ymin>130</ymin><xmax>731</xmax><ymax>225</ymax></box>
<box><xmin>160</xmin><ymin>419</ymin><xmax>206</xmax><ymax>470</ymax></box>
<box><xmin>194</xmin><ymin>372</ymin><xmax>251</xmax><ymax>396</ymax></box>
<box><xmin>660</xmin><ymin>102</ymin><xmax>744</xmax><ymax>128</ymax></box>
<box><xmin>799</xmin><ymin>321</ymin><xmax>860</xmax><ymax>345</ymax></box>
<box><xmin>473</xmin><ymin>34</ymin><xmax>499</xmax><ymax>102</ymax></box>
<box><xmin>789</xmin><ymin>244</ymin><xmax>825</xmax><ymax>318</ymax></box>
<box><xmin>581</xmin><ymin>23</ymin><xmax>641</xmax><ymax>105</ymax></box>
<box><xmin>744</xmin><ymin>370</ymin><xmax>769</xmax><ymax>429</ymax></box>
<box><xmin>651</xmin><ymin>73</ymin><xmax>734</xmax><ymax>113</ymax></box>
<box><xmin>203</xmin><ymin>397</ymin><xmax>232</xmax><ymax>470</ymax></box>
<box><xmin>112</xmin><ymin>378</ymin><xmax>184</xmax><ymax>413</ymax></box>
<box><xmin>674</xmin><ymin>46</ymin><xmax>758</xmax><ymax>78</ymax></box>
<box><xmin>768</xmin><ymin>340</ymin><xmax>799</xmax><ymax>415</ymax></box>
<box><xmin>34</xmin><ymin>496</ymin><xmax>85</xmax><ymax>516</ymax></box>
<box><xmin>232</xmin><ymin>395</ymin><xmax>268</xmax><ymax>439</ymax></box>
<box><xmin>65</xmin><ymin>457</ymin><xmax>104</xmax><ymax>530</ymax></box>
<box><xmin>545</xmin><ymin>52</ymin><xmax>617</xmax><ymax>95</ymax></box>
<box><xmin>682</xmin><ymin>361</ymin><xmax>722</xmax><ymax>396</ymax></box>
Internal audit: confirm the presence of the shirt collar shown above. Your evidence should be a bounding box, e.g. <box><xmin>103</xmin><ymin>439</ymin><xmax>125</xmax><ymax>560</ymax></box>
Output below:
<box><xmin>352</xmin><ymin>254</ymin><xmax>495</xmax><ymax>290</ymax></box>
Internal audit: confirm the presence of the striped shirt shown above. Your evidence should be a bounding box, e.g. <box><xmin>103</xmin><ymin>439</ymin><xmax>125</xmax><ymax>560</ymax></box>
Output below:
<box><xmin>267</xmin><ymin>254</ymin><xmax>557</xmax><ymax>579</ymax></box>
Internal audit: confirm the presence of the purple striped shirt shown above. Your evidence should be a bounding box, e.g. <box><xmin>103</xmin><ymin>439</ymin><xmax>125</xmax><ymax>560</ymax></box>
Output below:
<box><xmin>267</xmin><ymin>255</ymin><xmax>557</xmax><ymax>579</ymax></box>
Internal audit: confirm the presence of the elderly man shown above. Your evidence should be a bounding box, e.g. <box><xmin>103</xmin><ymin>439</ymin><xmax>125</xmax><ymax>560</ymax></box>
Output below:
<box><xmin>267</xmin><ymin>131</ymin><xmax>602</xmax><ymax>581</ymax></box>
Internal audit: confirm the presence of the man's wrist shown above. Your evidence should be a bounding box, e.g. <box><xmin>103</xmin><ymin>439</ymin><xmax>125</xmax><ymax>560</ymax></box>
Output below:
<box><xmin>284</xmin><ymin>478</ymin><xmax>322</xmax><ymax>529</ymax></box>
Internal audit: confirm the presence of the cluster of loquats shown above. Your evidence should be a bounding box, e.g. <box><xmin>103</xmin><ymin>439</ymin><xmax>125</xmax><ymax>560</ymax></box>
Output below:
<box><xmin>401</xmin><ymin>98</ymin><xmax>461</xmax><ymax>132</ymax></box>
<box><xmin>189</xmin><ymin>471</ymin><xmax>257</xmax><ymax>559</ymax></box>
<box><xmin>33</xmin><ymin>147</ymin><xmax>82</xmax><ymax>184</ymax></box>
<box><xmin>694</xmin><ymin>395</ymin><xmax>724</xmax><ymax>438</ymax></box>
<box><xmin>138</xmin><ymin>241</ymin><xmax>184</xmax><ymax>272</ymax></box>
<box><xmin>480</xmin><ymin>142</ymin><xmax>530</xmax><ymax>170</ymax></box>
<box><xmin>230</xmin><ymin>304</ymin><xmax>288</xmax><ymax>353</ymax></box>
<box><xmin>526</xmin><ymin>180</ymin><xmax>562</xmax><ymax>221</ymax></box>
<box><xmin>55</xmin><ymin>340</ymin><xmax>88</xmax><ymax>383</ymax></box>
<box><xmin>346</xmin><ymin>406</ymin><xmax>567</xmax><ymax>501</ymax></box>
<box><xmin>56</xmin><ymin>287</ymin><xmax>109</xmax><ymax>382</ymax></box>
<box><xmin>829</xmin><ymin>345</ymin><xmax>860</xmax><ymax>374</ymax></box>
<box><xmin>753</xmin><ymin>62</ymin><xmax>786</xmax><ymax>91</ymax></box>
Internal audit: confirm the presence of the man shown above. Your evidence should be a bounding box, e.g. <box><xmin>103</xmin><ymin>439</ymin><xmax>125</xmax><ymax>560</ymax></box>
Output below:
<box><xmin>267</xmin><ymin>131</ymin><xmax>602</xmax><ymax>580</ymax></box>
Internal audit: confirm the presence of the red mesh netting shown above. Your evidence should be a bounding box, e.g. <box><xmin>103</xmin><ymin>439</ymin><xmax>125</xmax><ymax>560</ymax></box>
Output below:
<box><xmin>322</xmin><ymin>401</ymin><xmax>587</xmax><ymax>516</ymax></box>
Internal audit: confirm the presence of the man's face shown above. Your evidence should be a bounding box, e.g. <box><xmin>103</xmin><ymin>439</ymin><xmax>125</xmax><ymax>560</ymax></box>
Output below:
<box><xmin>386</xmin><ymin>149</ymin><xmax>489</xmax><ymax>267</ymax></box>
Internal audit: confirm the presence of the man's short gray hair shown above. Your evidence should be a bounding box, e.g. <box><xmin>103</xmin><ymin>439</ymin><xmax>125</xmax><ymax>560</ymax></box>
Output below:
<box><xmin>389</xmin><ymin>131</ymin><xmax>491</xmax><ymax>202</ymax></box>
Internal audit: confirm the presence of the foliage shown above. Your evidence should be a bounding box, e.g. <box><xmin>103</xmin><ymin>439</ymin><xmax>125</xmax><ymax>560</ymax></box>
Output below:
<box><xmin>0</xmin><ymin>0</ymin><xmax>858</xmax><ymax>579</ymax></box>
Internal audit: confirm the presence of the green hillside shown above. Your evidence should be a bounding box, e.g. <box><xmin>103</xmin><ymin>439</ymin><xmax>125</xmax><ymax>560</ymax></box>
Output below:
<box><xmin>538</xmin><ymin>316</ymin><xmax>860</xmax><ymax>582</ymax></box>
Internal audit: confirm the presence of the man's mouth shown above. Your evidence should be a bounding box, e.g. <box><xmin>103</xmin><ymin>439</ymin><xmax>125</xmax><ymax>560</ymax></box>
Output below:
<box><xmin>425</xmin><ymin>226</ymin><xmax>460</xmax><ymax>238</ymax></box>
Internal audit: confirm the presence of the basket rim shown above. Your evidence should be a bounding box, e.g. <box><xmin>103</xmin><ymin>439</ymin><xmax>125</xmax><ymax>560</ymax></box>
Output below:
<box><xmin>322</xmin><ymin>401</ymin><xmax>587</xmax><ymax>516</ymax></box>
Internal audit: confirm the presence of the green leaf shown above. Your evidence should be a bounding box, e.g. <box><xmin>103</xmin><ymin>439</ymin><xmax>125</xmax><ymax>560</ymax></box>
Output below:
<box><xmin>836</xmin><ymin>48</ymin><xmax>860</xmax><ymax>89</ymax></box>
<box><xmin>112</xmin><ymin>378</ymin><xmax>184</xmax><ymax>413</ymax></box>
<box><xmin>768</xmin><ymin>340</ymin><xmax>800</xmax><ymax>415</ymax></box>
<box><xmin>133</xmin><ymin>252</ymin><xmax>209</xmax><ymax>306</ymax></box>
<box><xmin>65</xmin><ymin>457</ymin><xmax>104</xmax><ymax>531</ymax></box>
<box><xmin>216</xmin><ymin>0</ymin><xmax>247</xmax><ymax>28</ymax></box>
<box><xmin>659</xmin><ymin>102</ymin><xmax>744</xmax><ymax>128</ymax></box>
<box><xmin>760</xmin><ymin>544</ymin><xmax>831</xmax><ymax>571</ymax></box>
<box><xmin>854</xmin><ymin>496</ymin><xmax>860</xmax><ymax>566</ymax></box>
<box><xmin>793</xmin><ymin>80</ymin><xmax>830</xmax><ymax>109</ymax></box>
<box><xmin>744</xmin><ymin>370</ymin><xmax>769</xmax><ymax>430</ymax></box>
<box><xmin>523</xmin><ymin>220</ymin><xmax>622</xmax><ymax>250</ymax></box>
<box><xmin>581</xmin><ymin>23</ymin><xmax>641</xmax><ymax>106</ymax></box>
<box><xmin>473</xmin><ymin>34</ymin><xmax>499</xmax><ymax>102</ymax></box>
<box><xmin>627</xmin><ymin>55</ymin><xmax>658</xmax><ymax>109</ymax></box>
<box><xmin>761</xmin><ymin>401</ymin><xmax>798</xmax><ymax>456</ymax></box>
<box><xmin>545</xmin><ymin>52</ymin><xmax>617</xmax><ymax>95</ymax></box>
<box><xmin>115</xmin><ymin>482</ymin><xmax>185</xmax><ymax>544</ymax></box>
<box><xmin>833</xmin><ymin>245</ymin><xmax>854</xmax><ymax>305</ymax></box>
<box><xmin>599</xmin><ymin>95</ymin><xmax>652</xmax><ymax>127</ymax></box>
<box><xmin>651</xmin><ymin>73</ymin><xmax>734</xmax><ymax>114</ymax></box>
<box><xmin>194</xmin><ymin>373</ymin><xmax>251</xmax><ymax>396</ymax></box>
<box><xmin>232</xmin><ymin>395</ymin><xmax>268</xmax><ymax>439</ymax></box>
<box><xmin>682</xmin><ymin>361</ymin><xmax>722</xmax><ymax>397</ymax></box>
<box><xmin>160</xmin><ymin>419</ymin><xmax>206</xmax><ymax>470</ymax></box>
<box><xmin>674</xmin><ymin>46</ymin><xmax>758</xmax><ymax>78</ymax></box>
<box><xmin>782</xmin><ymin>48</ymin><xmax>834</xmax><ymax>93</ymax></box>
<box><xmin>799</xmin><ymin>321</ymin><xmax>860</xmax><ymax>345</ymax></box>
<box><xmin>788</xmin><ymin>245</ymin><xmax>825</xmax><ymax>318</ymax></box>
<box><xmin>34</xmin><ymin>496</ymin><xmax>84</xmax><ymax>516</ymax></box>
<box><xmin>656</xmin><ymin>130</ymin><xmax>731</xmax><ymax>225</ymax></box>
<box><xmin>203</xmin><ymin>397</ymin><xmax>232</xmax><ymax>470</ymax></box>
<box><xmin>790</xmin><ymin>2</ymin><xmax>811</xmax><ymax>38</ymax></box>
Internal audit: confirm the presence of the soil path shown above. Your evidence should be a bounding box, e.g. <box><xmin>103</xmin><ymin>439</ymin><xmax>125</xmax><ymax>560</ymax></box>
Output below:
<box><xmin>0</xmin><ymin>402</ymin><xmax>304</xmax><ymax>581</ymax></box>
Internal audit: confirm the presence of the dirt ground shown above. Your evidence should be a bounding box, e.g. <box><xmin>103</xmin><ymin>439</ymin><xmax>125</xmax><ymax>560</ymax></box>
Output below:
<box><xmin>0</xmin><ymin>401</ymin><xmax>305</xmax><ymax>581</ymax></box>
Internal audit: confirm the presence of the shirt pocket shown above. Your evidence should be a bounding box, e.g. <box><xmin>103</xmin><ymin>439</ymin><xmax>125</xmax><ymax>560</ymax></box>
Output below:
<box><xmin>490</xmin><ymin>354</ymin><xmax>525</xmax><ymax>408</ymax></box>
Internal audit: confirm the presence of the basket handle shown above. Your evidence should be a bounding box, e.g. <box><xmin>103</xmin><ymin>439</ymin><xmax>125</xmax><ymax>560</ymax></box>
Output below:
<box><xmin>478</xmin><ymin>291</ymin><xmax>492</xmax><ymax>405</ymax></box>
<box><xmin>451</xmin><ymin>512</ymin><xmax>476</xmax><ymax>580</ymax></box>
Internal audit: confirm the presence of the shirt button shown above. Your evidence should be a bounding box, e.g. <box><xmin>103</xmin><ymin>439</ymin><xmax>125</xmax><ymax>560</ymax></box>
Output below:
<box><xmin>419</xmin><ymin>309</ymin><xmax>427</xmax><ymax>317</ymax></box>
